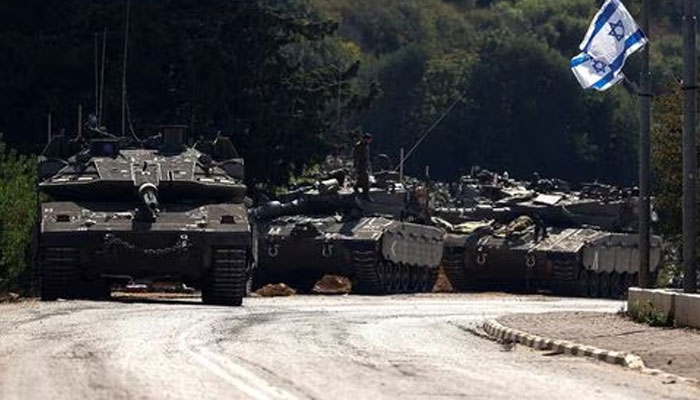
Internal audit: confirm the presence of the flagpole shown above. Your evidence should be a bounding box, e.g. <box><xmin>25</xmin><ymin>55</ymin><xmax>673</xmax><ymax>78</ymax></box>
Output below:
<box><xmin>682</xmin><ymin>0</ymin><xmax>697</xmax><ymax>293</ymax></box>
<box><xmin>638</xmin><ymin>0</ymin><xmax>651</xmax><ymax>288</ymax></box>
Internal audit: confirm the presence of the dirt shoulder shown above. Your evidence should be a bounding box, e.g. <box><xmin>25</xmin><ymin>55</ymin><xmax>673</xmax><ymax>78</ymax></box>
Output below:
<box><xmin>498</xmin><ymin>311</ymin><xmax>700</xmax><ymax>381</ymax></box>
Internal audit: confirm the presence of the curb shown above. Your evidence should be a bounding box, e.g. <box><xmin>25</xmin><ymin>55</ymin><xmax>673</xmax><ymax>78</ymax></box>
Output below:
<box><xmin>482</xmin><ymin>319</ymin><xmax>698</xmax><ymax>385</ymax></box>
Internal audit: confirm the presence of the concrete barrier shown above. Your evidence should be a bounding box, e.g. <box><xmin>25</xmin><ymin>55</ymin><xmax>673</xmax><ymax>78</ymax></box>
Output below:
<box><xmin>628</xmin><ymin>288</ymin><xmax>677</xmax><ymax>320</ymax></box>
<box><xmin>675</xmin><ymin>292</ymin><xmax>700</xmax><ymax>328</ymax></box>
<box><xmin>627</xmin><ymin>287</ymin><xmax>700</xmax><ymax>329</ymax></box>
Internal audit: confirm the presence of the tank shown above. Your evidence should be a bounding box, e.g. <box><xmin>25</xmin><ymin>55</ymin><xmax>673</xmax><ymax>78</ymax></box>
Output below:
<box><xmin>252</xmin><ymin>185</ymin><xmax>445</xmax><ymax>294</ymax></box>
<box><xmin>37</xmin><ymin>126</ymin><xmax>251</xmax><ymax>306</ymax></box>
<box><xmin>436</xmin><ymin>171</ymin><xmax>642</xmax><ymax>232</ymax></box>
<box><xmin>442</xmin><ymin>218</ymin><xmax>662</xmax><ymax>298</ymax></box>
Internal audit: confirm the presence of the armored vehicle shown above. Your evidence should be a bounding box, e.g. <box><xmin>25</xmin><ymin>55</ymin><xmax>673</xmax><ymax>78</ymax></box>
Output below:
<box><xmin>436</xmin><ymin>190</ymin><xmax>640</xmax><ymax>232</ymax></box>
<box><xmin>252</xmin><ymin>185</ymin><xmax>445</xmax><ymax>294</ymax></box>
<box><xmin>442</xmin><ymin>218</ymin><xmax>662</xmax><ymax>298</ymax></box>
<box><xmin>37</xmin><ymin>126</ymin><xmax>251</xmax><ymax>306</ymax></box>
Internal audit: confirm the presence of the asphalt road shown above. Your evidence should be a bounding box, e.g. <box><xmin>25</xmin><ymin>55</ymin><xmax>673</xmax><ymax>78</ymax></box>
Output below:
<box><xmin>0</xmin><ymin>293</ymin><xmax>698</xmax><ymax>400</ymax></box>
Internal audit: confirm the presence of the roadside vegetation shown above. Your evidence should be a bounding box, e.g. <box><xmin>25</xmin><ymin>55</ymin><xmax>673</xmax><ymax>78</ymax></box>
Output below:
<box><xmin>0</xmin><ymin>135</ymin><xmax>37</xmax><ymax>294</ymax></box>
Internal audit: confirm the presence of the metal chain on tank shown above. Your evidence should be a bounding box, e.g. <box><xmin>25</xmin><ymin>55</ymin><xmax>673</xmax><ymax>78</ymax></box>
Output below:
<box><xmin>102</xmin><ymin>233</ymin><xmax>191</xmax><ymax>259</ymax></box>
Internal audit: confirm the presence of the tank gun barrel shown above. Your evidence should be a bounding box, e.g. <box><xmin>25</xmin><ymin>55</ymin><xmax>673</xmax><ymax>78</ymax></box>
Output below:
<box><xmin>138</xmin><ymin>183</ymin><xmax>159</xmax><ymax>214</ymax></box>
<box><xmin>252</xmin><ymin>199</ymin><xmax>307</xmax><ymax>221</ymax></box>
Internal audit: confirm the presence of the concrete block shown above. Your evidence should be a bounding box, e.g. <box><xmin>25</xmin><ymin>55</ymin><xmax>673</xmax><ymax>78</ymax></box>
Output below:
<box><xmin>627</xmin><ymin>287</ymin><xmax>677</xmax><ymax>321</ymax></box>
<box><xmin>674</xmin><ymin>292</ymin><xmax>700</xmax><ymax>329</ymax></box>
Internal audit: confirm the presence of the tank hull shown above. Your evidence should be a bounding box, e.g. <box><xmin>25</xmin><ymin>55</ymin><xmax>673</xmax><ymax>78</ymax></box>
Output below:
<box><xmin>39</xmin><ymin>200</ymin><xmax>251</xmax><ymax>305</ymax></box>
<box><xmin>255</xmin><ymin>216</ymin><xmax>445</xmax><ymax>294</ymax></box>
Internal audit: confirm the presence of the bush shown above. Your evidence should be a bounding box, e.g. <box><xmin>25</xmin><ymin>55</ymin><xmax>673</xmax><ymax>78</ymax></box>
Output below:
<box><xmin>0</xmin><ymin>134</ymin><xmax>37</xmax><ymax>291</ymax></box>
<box><xmin>628</xmin><ymin>300</ymin><xmax>673</xmax><ymax>327</ymax></box>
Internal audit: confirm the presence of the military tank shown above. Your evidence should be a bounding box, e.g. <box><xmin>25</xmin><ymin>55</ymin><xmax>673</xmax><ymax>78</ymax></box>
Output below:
<box><xmin>252</xmin><ymin>184</ymin><xmax>445</xmax><ymax>294</ymax></box>
<box><xmin>441</xmin><ymin>218</ymin><xmax>662</xmax><ymax>298</ymax></box>
<box><xmin>37</xmin><ymin>126</ymin><xmax>251</xmax><ymax>306</ymax></box>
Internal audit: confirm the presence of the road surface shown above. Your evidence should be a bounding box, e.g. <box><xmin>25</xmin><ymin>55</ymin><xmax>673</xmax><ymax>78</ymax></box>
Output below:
<box><xmin>0</xmin><ymin>293</ymin><xmax>698</xmax><ymax>400</ymax></box>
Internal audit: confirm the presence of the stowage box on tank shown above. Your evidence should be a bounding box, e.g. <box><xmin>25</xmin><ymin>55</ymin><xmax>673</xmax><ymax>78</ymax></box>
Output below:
<box><xmin>37</xmin><ymin>126</ymin><xmax>251</xmax><ymax>306</ymax></box>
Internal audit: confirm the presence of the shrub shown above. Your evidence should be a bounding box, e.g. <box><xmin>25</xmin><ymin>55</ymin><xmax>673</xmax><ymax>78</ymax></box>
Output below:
<box><xmin>628</xmin><ymin>300</ymin><xmax>673</xmax><ymax>327</ymax></box>
<box><xmin>0</xmin><ymin>134</ymin><xmax>37</xmax><ymax>291</ymax></box>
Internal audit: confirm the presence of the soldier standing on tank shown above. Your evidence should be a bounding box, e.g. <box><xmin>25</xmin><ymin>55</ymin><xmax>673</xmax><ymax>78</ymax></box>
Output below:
<box><xmin>533</xmin><ymin>212</ymin><xmax>548</xmax><ymax>242</ymax></box>
<box><xmin>353</xmin><ymin>132</ymin><xmax>372</xmax><ymax>199</ymax></box>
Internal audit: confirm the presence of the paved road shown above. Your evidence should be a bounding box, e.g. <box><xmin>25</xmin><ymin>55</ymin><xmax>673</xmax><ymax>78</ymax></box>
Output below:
<box><xmin>0</xmin><ymin>293</ymin><xmax>698</xmax><ymax>400</ymax></box>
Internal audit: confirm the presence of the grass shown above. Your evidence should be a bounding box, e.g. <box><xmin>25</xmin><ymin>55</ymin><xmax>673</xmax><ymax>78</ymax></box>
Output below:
<box><xmin>628</xmin><ymin>299</ymin><xmax>674</xmax><ymax>327</ymax></box>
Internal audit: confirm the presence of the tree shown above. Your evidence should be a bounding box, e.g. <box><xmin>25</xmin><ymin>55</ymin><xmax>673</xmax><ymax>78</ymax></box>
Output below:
<box><xmin>0</xmin><ymin>135</ymin><xmax>37</xmax><ymax>291</ymax></box>
<box><xmin>651</xmin><ymin>86</ymin><xmax>682</xmax><ymax>236</ymax></box>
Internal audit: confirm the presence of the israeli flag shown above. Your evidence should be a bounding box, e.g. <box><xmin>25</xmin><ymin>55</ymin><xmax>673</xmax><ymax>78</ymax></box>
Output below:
<box><xmin>571</xmin><ymin>0</ymin><xmax>647</xmax><ymax>91</ymax></box>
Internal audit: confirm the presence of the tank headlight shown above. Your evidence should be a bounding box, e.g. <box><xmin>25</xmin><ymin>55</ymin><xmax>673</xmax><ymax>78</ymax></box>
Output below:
<box><xmin>220</xmin><ymin>215</ymin><xmax>236</xmax><ymax>224</ymax></box>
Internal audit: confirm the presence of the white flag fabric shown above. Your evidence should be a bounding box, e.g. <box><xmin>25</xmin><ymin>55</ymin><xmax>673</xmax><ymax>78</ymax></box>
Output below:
<box><xmin>571</xmin><ymin>52</ymin><xmax>625</xmax><ymax>91</ymax></box>
<box><xmin>571</xmin><ymin>0</ymin><xmax>647</xmax><ymax>91</ymax></box>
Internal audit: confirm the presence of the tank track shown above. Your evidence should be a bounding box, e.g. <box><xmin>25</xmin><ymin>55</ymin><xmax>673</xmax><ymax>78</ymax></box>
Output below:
<box><xmin>551</xmin><ymin>258</ymin><xmax>638</xmax><ymax>299</ymax></box>
<box><xmin>441</xmin><ymin>248</ymin><xmax>471</xmax><ymax>292</ymax></box>
<box><xmin>550</xmin><ymin>258</ymin><xmax>580</xmax><ymax>296</ymax></box>
<box><xmin>40</xmin><ymin>247</ymin><xmax>80</xmax><ymax>300</ymax></box>
<box><xmin>202</xmin><ymin>247</ymin><xmax>248</xmax><ymax>306</ymax></box>
<box><xmin>352</xmin><ymin>247</ymin><xmax>438</xmax><ymax>295</ymax></box>
<box><xmin>352</xmin><ymin>247</ymin><xmax>384</xmax><ymax>294</ymax></box>
<box><xmin>40</xmin><ymin>247</ymin><xmax>110</xmax><ymax>301</ymax></box>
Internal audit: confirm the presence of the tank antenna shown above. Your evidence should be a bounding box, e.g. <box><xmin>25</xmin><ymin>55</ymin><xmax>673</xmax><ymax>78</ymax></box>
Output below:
<box><xmin>94</xmin><ymin>32</ymin><xmax>99</xmax><ymax>118</ymax></box>
<box><xmin>121</xmin><ymin>0</ymin><xmax>131</xmax><ymax>138</ymax></box>
<box><xmin>393</xmin><ymin>93</ymin><xmax>464</xmax><ymax>172</ymax></box>
<box><xmin>77</xmin><ymin>105</ymin><xmax>83</xmax><ymax>139</ymax></box>
<box><xmin>98</xmin><ymin>28</ymin><xmax>107</xmax><ymax>126</ymax></box>
<box><xmin>47</xmin><ymin>112</ymin><xmax>52</xmax><ymax>143</ymax></box>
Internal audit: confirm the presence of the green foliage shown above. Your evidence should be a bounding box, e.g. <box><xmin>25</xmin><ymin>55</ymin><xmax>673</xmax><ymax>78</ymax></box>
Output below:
<box><xmin>0</xmin><ymin>135</ymin><xmax>37</xmax><ymax>291</ymax></box>
<box><xmin>651</xmin><ymin>87</ymin><xmax>682</xmax><ymax>236</ymax></box>
<box><xmin>0</xmin><ymin>0</ymin><xmax>691</xmax><ymax>189</ymax></box>
<box><xmin>628</xmin><ymin>300</ymin><xmax>673</xmax><ymax>327</ymax></box>
<box><xmin>0</xmin><ymin>0</ymin><xmax>371</xmax><ymax>186</ymax></box>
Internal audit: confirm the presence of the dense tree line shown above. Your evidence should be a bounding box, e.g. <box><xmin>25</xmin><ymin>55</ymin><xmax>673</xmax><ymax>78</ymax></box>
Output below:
<box><xmin>313</xmin><ymin>0</ymin><xmax>688</xmax><ymax>184</ymax></box>
<box><xmin>0</xmin><ymin>0</ymin><xmax>372</xmax><ymax>185</ymax></box>
<box><xmin>0</xmin><ymin>0</ymin><xmax>690</xmax><ymax>184</ymax></box>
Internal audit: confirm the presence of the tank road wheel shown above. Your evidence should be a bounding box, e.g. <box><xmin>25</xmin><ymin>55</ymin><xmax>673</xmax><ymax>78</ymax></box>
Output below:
<box><xmin>610</xmin><ymin>272</ymin><xmax>622</xmax><ymax>299</ymax></box>
<box><xmin>599</xmin><ymin>272</ymin><xmax>611</xmax><ymax>298</ymax></box>
<box><xmin>202</xmin><ymin>248</ymin><xmax>247</xmax><ymax>306</ymax></box>
<box><xmin>588</xmin><ymin>271</ymin><xmax>600</xmax><ymax>298</ymax></box>
<box><xmin>409</xmin><ymin>266</ymin><xmax>421</xmax><ymax>292</ymax></box>
<box><xmin>352</xmin><ymin>249</ymin><xmax>385</xmax><ymax>295</ymax></box>
<box><xmin>380</xmin><ymin>260</ymin><xmax>394</xmax><ymax>294</ymax></box>
<box><xmin>629</xmin><ymin>273</ymin><xmax>639</xmax><ymax>290</ymax></box>
<box><xmin>422</xmin><ymin>267</ymin><xmax>438</xmax><ymax>293</ymax></box>
<box><xmin>399</xmin><ymin>264</ymin><xmax>411</xmax><ymax>293</ymax></box>
<box><xmin>392</xmin><ymin>264</ymin><xmax>402</xmax><ymax>294</ymax></box>
<box><xmin>441</xmin><ymin>248</ymin><xmax>471</xmax><ymax>292</ymax></box>
<box><xmin>40</xmin><ymin>247</ymin><xmax>80</xmax><ymax>300</ymax></box>
<box><xmin>575</xmin><ymin>268</ymin><xmax>588</xmax><ymax>297</ymax></box>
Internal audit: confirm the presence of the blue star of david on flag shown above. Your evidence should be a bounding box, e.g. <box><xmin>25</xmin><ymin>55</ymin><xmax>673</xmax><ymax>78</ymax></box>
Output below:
<box><xmin>592</xmin><ymin>60</ymin><xmax>607</xmax><ymax>74</ymax></box>
<box><xmin>608</xmin><ymin>20</ymin><xmax>625</xmax><ymax>41</ymax></box>
<box><xmin>570</xmin><ymin>0</ymin><xmax>647</xmax><ymax>92</ymax></box>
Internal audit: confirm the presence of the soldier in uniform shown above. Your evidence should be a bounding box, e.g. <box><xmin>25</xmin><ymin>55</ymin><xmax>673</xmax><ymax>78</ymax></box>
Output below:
<box><xmin>353</xmin><ymin>132</ymin><xmax>372</xmax><ymax>199</ymax></box>
<box><xmin>533</xmin><ymin>212</ymin><xmax>548</xmax><ymax>242</ymax></box>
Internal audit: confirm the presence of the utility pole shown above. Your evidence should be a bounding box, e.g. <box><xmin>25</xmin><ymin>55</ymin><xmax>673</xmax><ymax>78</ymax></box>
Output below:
<box><xmin>98</xmin><ymin>28</ymin><xmax>107</xmax><ymax>126</ymax></box>
<box><xmin>683</xmin><ymin>0</ymin><xmax>698</xmax><ymax>293</ymax></box>
<box><xmin>638</xmin><ymin>0</ymin><xmax>651</xmax><ymax>288</ymax></box>
<box><xmin>121</xmin><ymin>0</ymin><xmax>131</xmax><ymax>138</ymax></box>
